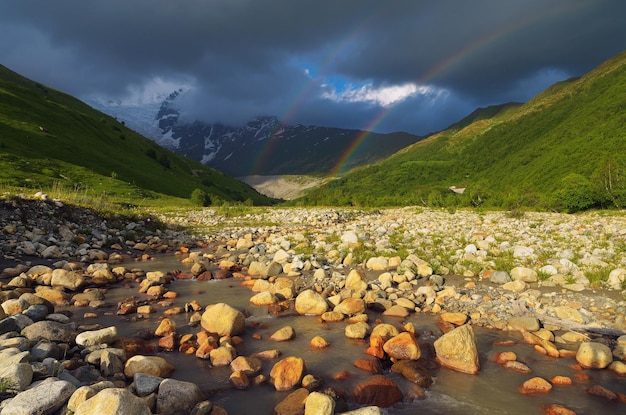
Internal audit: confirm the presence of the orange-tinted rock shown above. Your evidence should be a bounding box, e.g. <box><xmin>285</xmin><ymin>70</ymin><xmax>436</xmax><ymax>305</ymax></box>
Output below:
<box><xmin>195</xmin><ymin>339</ymin><xmax>217</xmax><ymax>359</ymax></box>
<box><xmin>352</xmin><ymin>375</ymin><xmax>404</xmax><ymax>408</ymax></box>
<box><xmin>124</xmin><ymin>355</ymin><xmax>174</xmax><ymax>378</ymax></box>
<box><xmin>544</xmin><ymin>404</ymin><xmax>578</xmax><ymax>415</ymax></box>
<box><xmin>117</xmin><ymin>303</ymin><xmax>137</xmax><ymax>315</ymax></box>
<box><xmin>587</xmin><ymin>385</ymin><xmax>617</xmax><ymax>400</ymax></box>
<box><xmin>310</xmin><ymin>336</ymin><xmax>330</xmax><ymax>349</ymax></box>
<box><xmin>164</xmin><ymin>307</ymin><xmax>184</xmax><ymax>317</ymax></box>
<box><xmin>495</xmin><ymin>351</ymin><xmax>517</xmax><ymax>364</ymax></box>
<box><xmin>576</xmin><ymin>342</ymin><xmax>613</xmax><ymax>369</ymax></box>
<box><xmin>573</xmin><ymin>372</ymin><xmax>590</xmax><ymax>384</ymax></box>
<box><xmin>229</xmin><ymin>370</ymin><xmax>250</xmax><ymax>390</ymax></box>
<box><xmin>273</xmin><ymin>388</ymin><xmax>309</xmax><ymax>415</ymax></box>
<box><xmin>334</xmin><ymin>298</ymin><xmax>365</xmax><ymax>316</ymax></box>
<box><xmin>270</xmin><ymin>326</ymin><xmax>296</xmax><ymax>342</ymax></box>
<box><xmin>364</xmin><ymin>335</ymin><xmax>385</xmax><ymax>359</ymax></box>
<box><xmin>214</xmin><ymin>269</ymin><xmax>233</xmax><ymax>280</ymax></box>
<box><xmin>146</xmin><ymin>285</ymin><xmax>166</xmax><ymax>297</ymax></box>
<box><xmin>559</xmin><ymin>349</ymin><xmax>577</xmax><ymax>358</ymax></box>
<box><xmin>354</xmin><ymin>357</ymin><xmax>382</xmax><ymax>374</ymax></box>
<box><xmin>433</xmin><ymin>324</ymin><xmax>480</xmax><ymax>374</ymax></box>
<box><xmin>503</xmin><ymin>361</ymin><xmax>532</xmax><ymax>374</ymax></box>
<box><xmin>196</xmin><ymin>271</ymin><xmax>213</xmax><ymax>281</ymax></box>
<box><xmin>391</xmin><ymin>360</ymin><xmax>433</xmax><ymax>387</ymax></box>
<box><xmin>321</xmin><ymin>311</ymin><xmax>344</xmax><ymax>322</ymax></box>
<box><xmin>440</xmin><ymin>312</ymin><xmax>468</xmax><ymax>326</ymax></box>
<box><xmin>383</xmin><ymin>332</ymin><xmax>420</xmax><ymax>361</ymax></box>
<box><xmin>155</xmin><ymin>318</ymin><xmax>176</xmax><ymax>337</ymax></box>
<box><xmin>158</xmin><ymin>334</ymin><xmax>176</xmax><ymax>351</ymax></box>
<box><xmin>270</xmin><ymin>356</ymin><xmax>306</xmax><ymax>391</ymax></box>
<box><xmin>550</xmin><ymin>375</ymin><xmax>573</xmax><ymax>386</ymax></box>
<box><xmin>520</xmin><ymin>377</ymin><xmax>552</xmax><ymax>394</ymax></box>
<box><xmin>230</xmin><ymin>356</ymin><xmax>263</xmax><ymax>376</ymax></box>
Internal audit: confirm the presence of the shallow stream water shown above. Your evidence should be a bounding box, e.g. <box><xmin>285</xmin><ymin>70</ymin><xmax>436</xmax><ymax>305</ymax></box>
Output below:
<box><xmin>62</xmin><ymin>256</ymin><xmax>625</xmax><ymax>414</ymax></box>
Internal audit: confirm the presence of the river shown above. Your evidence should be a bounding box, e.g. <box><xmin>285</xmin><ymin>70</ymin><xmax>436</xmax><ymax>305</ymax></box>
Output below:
<box><xmin>60</xmin><ymin>256</ymin><xmax>626</xmax><ymax>414</ymax></box>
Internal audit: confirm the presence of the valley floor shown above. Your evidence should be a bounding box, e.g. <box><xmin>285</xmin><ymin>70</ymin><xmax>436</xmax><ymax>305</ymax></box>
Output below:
<box><xmin>239</xmin><ymin>175</ymin><xmax>328</xmax><ymax>200</ymax></box>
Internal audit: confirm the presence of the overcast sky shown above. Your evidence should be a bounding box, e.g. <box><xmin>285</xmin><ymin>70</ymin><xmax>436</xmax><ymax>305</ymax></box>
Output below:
<box><xmin>2</xmin><ymin>0</ymin><xmax>625</xmax><ymax>135</ymax></box>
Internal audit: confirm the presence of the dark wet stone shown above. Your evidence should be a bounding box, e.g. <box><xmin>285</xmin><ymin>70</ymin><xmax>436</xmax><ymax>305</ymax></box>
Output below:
<box><xmin>31</xmin><ymin>340</ymin><xmax>64</xmax><ymax>361</ymax></box>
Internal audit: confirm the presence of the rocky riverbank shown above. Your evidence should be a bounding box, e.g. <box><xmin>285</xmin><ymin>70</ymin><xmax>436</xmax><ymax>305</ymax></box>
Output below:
<box><xmin>1</xmin><ymin>194</ymin><xmax>626</xmax><ymax>414</ymax></box>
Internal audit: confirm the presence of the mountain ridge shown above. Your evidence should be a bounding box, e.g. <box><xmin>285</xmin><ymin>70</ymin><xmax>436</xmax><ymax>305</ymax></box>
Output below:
<box><xmin>296</xmin><ymin>50</ymin><xmax>626</xmax><ymax>211</ymax></box>
<box><xmin>0</xmin><ymin>64</ymin><xmax>272</xmax><ymax>206</ymax></box>
<box><xmin>90</xmin><ymin>90</ymin><xmax>423</xmax><ymax>177</ymax></box>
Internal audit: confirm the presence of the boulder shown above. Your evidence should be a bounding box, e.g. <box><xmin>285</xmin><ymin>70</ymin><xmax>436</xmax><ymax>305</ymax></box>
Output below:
<box><xmin>1</xmin><ymin>378</ymin><xmax>76</xmax><ymax>415</ymax></box>
<box><xmin>273</xmin><ymin>388</ymin><xmax>309</xmax><ymax>415</ymax></box>
<box><xmin>157</xmin><ymin>378</ymin><xmax>205</xmax><ymax>415</ymax></box>
<box><xmin>440</xmin><ymin>312</ymin><xmax>468</xmax><ymax>326</ymax></box>
<box><xmin>489</xmin><ymin>271</ymin><xmax>511</xmax><ymax>284</ymax></box>
<box><xmin>0</xmin><ymin>362</ymin><xmax>33</xmax><ymax>391</ymax></box>
<box><xmin>209</xmin><ymin>345</ymin><xmax>238</xmax><ymax>367</ymax></box>
<box><xmin>270</xmin><ymin>356</ymin><xmax>306</xmax><ymax>391</ymax></box>
<box><xmin>510</xmin><ymin>267</ymin><xmax>538</xmax><ymax>282</ymax></box>
<box><xmin>370</xmin><ymin>323</ymin><xmax>400</xmax><ymax>341</ymax></box>
<box><xmin>67</xmin><ymin>381</ymin><xmax>115</xmax><ymax>412</ymax></box>
<box><xmin>345</xmin><ymin>322</ymin><xmax>371</xmax><ymax>339</ymax></box>
<box><xmin>75</xmin><ymin>326</ymin><xmax>118</xmax><ymax>347</ymax></box>
<box><xmin>382</xmin><ymin>305</ymin><xmax>410</xmax><ymax>318</ymax></box>
<box><xmin>520</xmin><ymin>377</ymin><xmax>552</xmax><ymax>394</ymax></box>
<box><xmin>383</xmin><ymin>332</ymin><xmax>420</xmax><ymax>360</ymax></box>
<box><xmin>134</xmin><ymin>373</ymin><xmax>163</xmax><ymax>397</ymax></box>
<box><xmin>352</xmin><ymin>375</ymin><xmax>403</xmax><ymax>408</ymax></box>
<box><xmin>304</xmin><ymin>391</ymin><xmax>335</xmax><ymax>415</ymax></box>
<box><xmin>295</xmin><ymin>290</ymin><xmax>328</xmax><ymax>315</ymax></box>
<box><xmin>508</xmin><ymin>317</ymin><xmax>540</xmax><ymax>332</ymax></box>
<box><xmin>576</xmin><ymin>342</ymin><xmax>613</xmax><ymax>369</ymax></box>
<box><xmin>270</xmin><ymin>326</ymin><xmax>296</xmax><ymax>342</ymax></box>
<box><xmin>51</xmin><ymin>269</ymin><xmax>85</xmax><ymax>290</ymax></box>
<box><xmin>433</xmin><ymin>324</ymin><xmax>480</xmax><ymax>374</ymax></box>
<box><xmin>250</xmin><ymin>291</ymin><xmax>277</xmax><ymax>306</ymax></box>
<box><xmin>154</xmin><ymin>318</ymin><xmax>177</xmax><ymax>337</ymax></box>
<box><xmin>334</xmin><ymin>298</ymin><xmax>365</xmax><ymax>316</ymax></box>
<box><xmin>21</xmin><ymin>320</ymin><xmax>77</xmax><ymax>343</ymax></box>
<box><xmin>74</xmin><ymin>387</ymin><xmax>151</xmax><ymax>415</ymax></box>
<box><xmin>200</xmin><ymin>303</ymin><xmax>245</xmax><ymax>336</ymax></box>
<box><xmin>366</xmin><ymin>257</ymin><xmax>388</xmax><ymax>271</ymax></box>
<box><xmin>230</xmin><ymin>356</ymin><xmax>263</xmax><ymax>376</ymax></box>
<box><xmin>341</xmin><ymin>231</ymin><xmax>358</xmax><ymax>244</ymax></box>
<box><xmin>124</xmin><ymin>355</ymin><xmax>175</xmax><ymax>378</ymax></box>
<box><xmin>390</xmin><ymin>360</ymin><xmax>433</xmax><ymax>387</ymax></box>
<box><xmin>345</xmin><ymin>269</ymin><xmax>367</xmax><ymax>292</ymax></box>
<box><xmin>310</xmin><ymin>336</ymin><xmax>330</xmax><ymax>349</ymax></box>
<box><xmin>100</xmin><ymin>350</ymin><xmax>125</xmax><ymax>377</ymax></box>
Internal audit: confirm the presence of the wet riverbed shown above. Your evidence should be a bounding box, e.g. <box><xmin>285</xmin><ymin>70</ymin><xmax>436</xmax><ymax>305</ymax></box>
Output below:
<box><xmin>61</xmin><ymin>256</ymin><xmax>626</xmax><ymax>414</ymax></box>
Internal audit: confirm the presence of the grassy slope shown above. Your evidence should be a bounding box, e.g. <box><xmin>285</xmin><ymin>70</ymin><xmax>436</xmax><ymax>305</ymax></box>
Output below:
<box><xmin>298</xmin><ymin>50</ymin><xmax>626</xmax><ymax>208</ymax></box>
<box><xmin>0</xmin><ymin>65</ymin><xmax>272</xmax><ymax>206</ymax></box>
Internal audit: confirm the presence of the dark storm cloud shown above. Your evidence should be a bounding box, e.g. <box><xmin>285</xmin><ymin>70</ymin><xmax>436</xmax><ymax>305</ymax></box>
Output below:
<box><xmin>1</xmin><ymin>0</ymin><xmax>625</xmax><ymax>134</ymax></box>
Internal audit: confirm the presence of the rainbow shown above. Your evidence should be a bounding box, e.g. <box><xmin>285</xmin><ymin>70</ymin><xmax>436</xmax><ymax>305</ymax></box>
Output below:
<box><xmin>325</xmin><ymin>1</ymin><xmax>584</xmax><ymax>178</ymax></box>
<box><xmin>248</xmin><ymin>6</ymin><xmax>387</xmax><ymax>175</ymax></box>
<box><xmin>250</xmin><ymin>2</ymin><xmax>584</xmax><ymax>177</ymax></box>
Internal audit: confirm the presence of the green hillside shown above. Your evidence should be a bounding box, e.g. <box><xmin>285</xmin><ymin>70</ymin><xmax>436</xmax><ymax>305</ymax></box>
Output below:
<box><xmin>298</xmin><ymin>51</ymin><xmax>626</xmax><ymax>211</ymax></box>
<box><xmin>0</xmin><ymin>65</ymin><xmax>272</xmax><ymax>207</ymax></box>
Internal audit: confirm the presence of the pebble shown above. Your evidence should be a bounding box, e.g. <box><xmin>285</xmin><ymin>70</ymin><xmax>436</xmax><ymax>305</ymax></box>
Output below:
<box><xmin>3</xmin><ymin>196</ymin><xmax>626</xmax><ymax>414</ymax></box>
